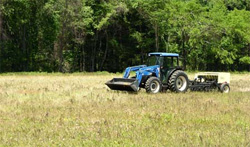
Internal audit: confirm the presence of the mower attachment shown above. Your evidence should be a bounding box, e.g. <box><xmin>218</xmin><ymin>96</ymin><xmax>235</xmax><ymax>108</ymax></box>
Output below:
<box><xmin>105</xmin><ymin>78</ymin><xmax>139</xmax><ymax>92</ymax></box>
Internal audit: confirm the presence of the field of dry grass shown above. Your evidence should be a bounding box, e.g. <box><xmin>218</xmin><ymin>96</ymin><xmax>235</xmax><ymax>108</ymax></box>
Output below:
<box><xmin>0</xmin><ymin>73</ymin><xmax>250</xmax><ymax>146</ymax></box>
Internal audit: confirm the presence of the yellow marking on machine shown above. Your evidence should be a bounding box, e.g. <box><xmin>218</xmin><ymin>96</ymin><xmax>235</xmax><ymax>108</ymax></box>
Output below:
<box><xmin>194</xmin><ymin>72</ymin><xmax>230</xmax><ymax>83</ymax></box>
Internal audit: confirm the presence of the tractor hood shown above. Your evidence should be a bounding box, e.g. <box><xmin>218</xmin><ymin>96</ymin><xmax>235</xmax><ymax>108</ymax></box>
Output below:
<box><xmin>105</xmin><ymin>64</ymin><xmax>160</xmax><ymax>92</ymax></box>
<box><xmin>123</xmin><ymin>65</ymin><xmax>160</xmax><ymax>78</ymax></box>
<box><xmin>139</xmin><ymin>65</ymin><xmax>160</xmax><ymax>72</ymax></box>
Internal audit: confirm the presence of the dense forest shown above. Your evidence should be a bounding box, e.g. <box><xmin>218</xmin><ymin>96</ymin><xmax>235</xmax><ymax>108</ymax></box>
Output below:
<box><xmin>0</xmin><ymin>0</ymin><xmax>250</xmax><ymax>72</ymax></box>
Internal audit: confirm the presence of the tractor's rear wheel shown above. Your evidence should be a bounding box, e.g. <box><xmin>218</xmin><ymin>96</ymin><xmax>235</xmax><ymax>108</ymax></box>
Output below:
<box><xmin>145</xmin><ymin>77</ymin><xmax>162</xmax><ymax>93</ymax></box>
<box><xmin>168</xmin><ymin>70</ymin><xmax>189</xmax><ymax>92</ymax></box>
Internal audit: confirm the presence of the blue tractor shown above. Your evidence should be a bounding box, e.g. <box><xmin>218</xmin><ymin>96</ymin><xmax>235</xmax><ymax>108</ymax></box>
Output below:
<box><xmin>106</xmin><ymin>52</ymin><xmax>189</xmax><ymax>93</ymax></box>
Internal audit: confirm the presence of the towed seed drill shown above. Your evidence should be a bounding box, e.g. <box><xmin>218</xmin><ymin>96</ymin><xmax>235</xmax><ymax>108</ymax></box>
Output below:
<box><xmin>106</xmin><ymin>52</ymin><xmax>230</xmax><ymax>93</ymax></box>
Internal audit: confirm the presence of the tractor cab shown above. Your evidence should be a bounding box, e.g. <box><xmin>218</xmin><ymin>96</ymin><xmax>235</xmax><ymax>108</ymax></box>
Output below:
<box><xmin>147</xmin><ymin>53</ymin><xmax>182</xmax><ymax>83</ymax></box>
<box><xmin>147</xmin><ymin>52</ymin><xmax>179</xmax><ymax>67</ymax></box>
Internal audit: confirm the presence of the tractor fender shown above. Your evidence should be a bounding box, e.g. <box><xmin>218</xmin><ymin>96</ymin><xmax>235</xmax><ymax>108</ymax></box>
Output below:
<box><xmin>139</xmin><ymin>75</ymin><xmax>152</xmax><ymax>86</ymax></box>
<box><xmin>165</xmin><ymin>67</ymin><xmax>183</xmax><ymax>82</ymax></box>
<box><xmin>139</xmin><ymin>74</ymin><xmax>159</xmax><ymax>88</ymax></box>
<box><xmin>140</xmin><ymin>75</ymin><xmax>150</xmax><ymax>87</ymax></box>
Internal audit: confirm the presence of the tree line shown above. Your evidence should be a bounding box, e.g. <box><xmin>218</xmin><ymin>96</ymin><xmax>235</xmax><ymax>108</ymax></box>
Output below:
<box><xmin>0</xmin><ymin>0</ymin><xmax>250</xmax><ymax>73</ymax></box>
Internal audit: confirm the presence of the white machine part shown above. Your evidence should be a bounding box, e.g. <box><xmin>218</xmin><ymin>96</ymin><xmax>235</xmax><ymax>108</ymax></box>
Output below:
<box><xmin>194</xmin><ymin>72</ymin><xmax>230</xmax><ymax>84</ymax></box>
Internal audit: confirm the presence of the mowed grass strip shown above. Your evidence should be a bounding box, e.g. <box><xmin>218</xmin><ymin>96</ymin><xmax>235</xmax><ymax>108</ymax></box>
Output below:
<box><xmin>0</xmin><ymin>73</ymin><xmax>249</xmax><ymax>146</ymax></box>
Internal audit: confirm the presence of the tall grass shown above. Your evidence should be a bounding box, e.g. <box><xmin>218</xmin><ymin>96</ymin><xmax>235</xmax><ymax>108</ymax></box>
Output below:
<box><xmin>0</xmin><ymin>73</ymin><xmax>249</xmax><ymax>146</ymax></box>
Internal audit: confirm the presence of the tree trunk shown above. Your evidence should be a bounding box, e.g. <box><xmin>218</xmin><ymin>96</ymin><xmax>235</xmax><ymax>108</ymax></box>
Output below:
<box><xmin>154</xmin><ymin>23</ymin><xmax>159</xmax><ymax>52</ymax></box>
<box><xmin>79</xmin><ymin>44</ymin><xmax>82</xmax><ymax>71</ymax></box>
<box><xmin>58</xmin><ymin>33</ymin><xmax>64</xmax><ymax>72</ymax></box>
<box><xmin>182</xmin><ymin>30</ymin><xmax>187</xmax><ymax>70</ymax></box>
<box><xmin>249</xmin><ymin>44</ymin><xmax>250</xmax><ymax>72</ymax></box>
<box><xmin>81</xmin><ymin>44</ymin><xmax>85</xmax><ymax>72</ymax></box>
<box><xmin>58</xmin><ymin>0</ymin><xmax>68</xmax><ymax>72</ymax></box>
<box><xmin>166</xmin><ymin>35</ymin><xmax>170</xmax><ymax>52</ymax></box>
<box><xmin>100</xmin><ymin>31</ymin><xmax>108</xmax><ymax>71</ymax></box>
<box><xmin>91</xmin><ymin>31</ymin><xmax>98</xmax><ymax>72</ymax></box>
<box><xmin>53</xmin><ymin>42</ymin><xmax>59</xmax><ymax>71</ymax></box>
<box><xmin>79</xmin><ymin>36</ymin><xmax>86</xmax><ymax>72</ymax></box>
<box><xmin>22</xmin><ymin>25</ymin><xmax>27</xmax><ymax>71</ymax></box>
<box><xmin>96</xmin><ymin>37</ymin><xmax>102</xmax><ymax>70</ymax></box>
<box><xmin>72</xmin><ymin>41</ymin><xmax>75</xmax><ymax>72</ymax></box>
<box><xmin>0</xmin><ymin>1</ymin><xmax>2</xmax><ymax>72</ymax></box>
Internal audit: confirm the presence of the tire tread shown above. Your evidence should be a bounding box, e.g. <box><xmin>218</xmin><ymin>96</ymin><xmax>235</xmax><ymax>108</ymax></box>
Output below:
<box><xmin>145</xmin><ymin>77</ymin><xmax>162</xmax><ymax>93</ymax></box>
<box><xmin>168</xmin><ymin>70</ymin><xmax>189</xmax><ymax>92</ymax></box>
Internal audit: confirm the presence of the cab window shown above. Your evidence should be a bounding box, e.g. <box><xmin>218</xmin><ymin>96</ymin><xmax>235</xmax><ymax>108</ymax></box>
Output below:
<box><xmin>163</xmin><ymin>57</ymin><xmax>172</xmax><ymax>68</ymax></box>
<box><xmin>163</xmin><ymin>57</ymin><xmax>178</xmax><ymax>68</ymax></box>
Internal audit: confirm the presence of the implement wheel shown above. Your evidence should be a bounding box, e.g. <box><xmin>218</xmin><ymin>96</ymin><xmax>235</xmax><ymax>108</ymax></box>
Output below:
<box><xmin>220</xmin><ymin>83</ymin><xmax>230</xmax><ymax>93</ymax></box>
<box><xmin>145</xmin><ymin>77</ymin><xmax>162</xmax><ymax>93</ymax></box>
<box><xmin>169</xmin><ymin>70</ymin><xmax>189</xmax><ymax>92</ymax></box>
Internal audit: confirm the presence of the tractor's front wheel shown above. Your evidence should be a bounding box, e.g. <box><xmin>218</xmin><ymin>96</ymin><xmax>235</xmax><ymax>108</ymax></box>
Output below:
<box><xmin>145</xmin><ymin>77</ymin><xmax>162</xmax><ymax>93</ymax></box>
<box><xmin>169</xmin><ymin>70</ymin><xmax>189</xmax><ymax>92</ymax></box>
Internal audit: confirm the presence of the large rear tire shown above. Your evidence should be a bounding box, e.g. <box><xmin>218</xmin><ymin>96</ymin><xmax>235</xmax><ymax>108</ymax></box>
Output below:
<box><xmin>145</xmin><ymin>77</ymin><xmax>162</xmax><ymax>93</ymax></box>
<box><xmin>168</xmin><ymin>70</ymin><xmax>189</xmax><ymax>92</ymax></box>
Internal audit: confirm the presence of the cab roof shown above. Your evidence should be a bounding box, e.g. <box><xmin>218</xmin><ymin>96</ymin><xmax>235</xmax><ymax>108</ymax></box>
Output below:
<box><xmin>148</xmin><ymin>52</ymin><xmax>179</xmax><ymax>57</ymax></box>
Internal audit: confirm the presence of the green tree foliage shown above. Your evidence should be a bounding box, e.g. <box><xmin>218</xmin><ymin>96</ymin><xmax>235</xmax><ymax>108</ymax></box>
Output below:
<box><xmin>0</xmin><ymin>0</ymin><xmax>250</xmax><ymax>72</ymax></box>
